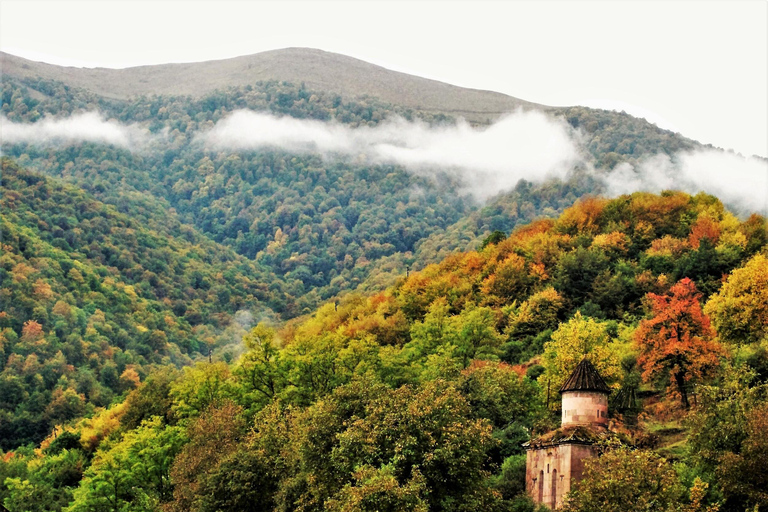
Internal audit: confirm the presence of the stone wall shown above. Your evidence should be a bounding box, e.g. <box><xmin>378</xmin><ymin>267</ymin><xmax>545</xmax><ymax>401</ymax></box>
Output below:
<box><xmin>526</xmin><ymin>443</ymin><xmax>598</xmax><ymax>509</ymax></box>
<box><xmin>561</xmin><ymin>391</ymin><xmax>608</xmax><ymax>428</ymax></box>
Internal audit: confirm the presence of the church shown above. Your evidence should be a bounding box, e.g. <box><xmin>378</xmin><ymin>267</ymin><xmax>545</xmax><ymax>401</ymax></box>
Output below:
<box><xmin>525</xmin><ymin>358</ymin><xmax>611</xmax><ymax>509</ymax></box>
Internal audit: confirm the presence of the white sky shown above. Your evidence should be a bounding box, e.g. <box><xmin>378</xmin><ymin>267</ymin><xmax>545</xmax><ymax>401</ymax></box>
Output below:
<box><xmin>1</xmin><ymin>0</ymin><xmax>766</xmax><ymax>158</ymax></box>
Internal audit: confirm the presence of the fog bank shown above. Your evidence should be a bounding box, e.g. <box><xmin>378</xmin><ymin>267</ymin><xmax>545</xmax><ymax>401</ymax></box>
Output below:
<box><xmin>0</xmin><ymin>112</ymin><xmax>145</xmax><ymax>148</ymax></box>
<box><xmin>604</xmin><ymin>150</ymin><xmax>768</xmax><ymax>214</ymax></box>
<box><xmin>4</xmin><ymin>109</ymin><xmax>766</xmax><ymax>213</ymax></box>
<box><xmin>203</xmin><ymin>110</ymin><xmax>583</xmax><ymax>199</ymax></box>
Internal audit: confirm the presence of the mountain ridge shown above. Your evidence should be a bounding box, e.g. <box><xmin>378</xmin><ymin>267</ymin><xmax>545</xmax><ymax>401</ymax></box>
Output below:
<box><xmin>1</xmin><ymin>47</ymin><xmax>541</xmax><ymax>123</ymax></box>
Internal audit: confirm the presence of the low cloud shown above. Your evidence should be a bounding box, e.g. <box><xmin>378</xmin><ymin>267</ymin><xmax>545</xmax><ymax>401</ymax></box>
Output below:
<box><xmin>4</xmin><ymin>109</ymin><xmax>765</xmax><ymax>214</ymax></box>
<box><xmin>207</xmin><ymin>307</ymin><xmax>282</xmax><ymax>363</ymax></box>
<box><xmin>603</xmin><ymin>150</ymin><xmax>768</xmax><ymax>214</ymax></box>
<box><xmin>1</xmin><ymin>112</ymin><xmax>145</xmax><ymax>148</ymax></box>
<box><xmin>203</xmin><ymin>109</ymin><xmax>583</xmax><ymax>199</ymax></box>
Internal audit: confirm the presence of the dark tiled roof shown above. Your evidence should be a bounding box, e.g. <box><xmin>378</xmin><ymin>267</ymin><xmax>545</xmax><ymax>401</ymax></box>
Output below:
<box><xmin>559</xmin><ymin>358</ymin><xmax>610</xmax><ymax>394</ymax></box>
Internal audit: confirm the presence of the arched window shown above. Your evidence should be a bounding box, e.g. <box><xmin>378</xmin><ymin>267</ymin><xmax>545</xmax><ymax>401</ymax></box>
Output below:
<box><xmin>538</xmin><ymin>470</ymin><xmax>544</xmax><ymax>502</ymax></box>
<box><xmin>551</xmin><ymin>469</ymin><xmax>558</xmax><ymax>508</ymax></box>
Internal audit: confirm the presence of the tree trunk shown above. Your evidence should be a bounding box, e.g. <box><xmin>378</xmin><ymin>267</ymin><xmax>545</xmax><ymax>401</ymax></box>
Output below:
<box><xmin>674</xmin><ymin>371</ymin><xmax>689</xmax><ymax>408</ymax></box>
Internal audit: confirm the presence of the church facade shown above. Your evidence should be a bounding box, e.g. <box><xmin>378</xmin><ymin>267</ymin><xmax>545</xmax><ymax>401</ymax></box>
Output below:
<box><xmin>525</xmin><ymin>359</ymin><xmax>611</xmax><ymax>509</ymax></box>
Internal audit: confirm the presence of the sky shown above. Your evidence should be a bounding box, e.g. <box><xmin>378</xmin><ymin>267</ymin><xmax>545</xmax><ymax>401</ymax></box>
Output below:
<box><xmin>0</xmin><ymin>0</ymin><xmax>766</xmax><ymax>158</ymax></box>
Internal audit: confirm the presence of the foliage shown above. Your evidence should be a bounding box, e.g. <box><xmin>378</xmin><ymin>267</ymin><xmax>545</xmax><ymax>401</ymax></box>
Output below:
<box><xmin>0</xmin><ymin>159</ymin><xmax>279</xmax><ymax>447</ymax></box>
<box><xmin>64</xmin><ymin>417</ymin><xmax>186</xmax><ymax>512</ymax></box>
<box><xmin>555</xmin><ymin>106</ymin><xmax>700</xmax><ymax>168</ymax></box>
<box><xmin>562</xmin><ymin>445</ymin><xmax>684</xmax><ymax>512</ymax></box>
<box><xmin>0</xmin><ymin>72</ymin><xmax>708</xmax><ymax>324</ymax></box>
<box><xmin>1</xmin><ymin>186</ymin><xmax>766</xmax><ymax>510</ymax></box>
<box><xmin>686</xmin><ymin>367</ymin><xmax>768</xmax><ymax>511</ymax></box>
<box><xmin>168</xmin><ymin>401</ymin><xmax>248</xmax><ymax>512</ymax></box>
<box><xmin>480</xmin><ymin>230</ymin><xmax>507</xmax><ymax>250</ymax></box>
<box><xmin>539</xmin><ymin>312</ymin><xmax>621</xmax><ymax>396</ymax></box>
<box><xmin>2</xmin><ymin>448</ymin><xmax>86</xmax><ymax>512</ymax></box>
<box><xmin>120</xmin><ymin>367</ymin><xmax>179</xmax><ymax>430</ymax></box>
<box><xmin>331</xmin><ymin>380</ymin><xmax>498</xmax><ymax>512</ymax></box>
<box><xmin>325</xmin><ymin>464</ymin><xmax>429</xmax><ymax>512</ymax></box>
<box><xmin>168</xmin><ymin>362</ymin><xmax>240</xmax><ymax>419</ymax></box>
<box><xmin>715</xmin><ymin>402</ymin><xmax>768</xmax><ymax>510</ymax></box>
<box><xmin>704</xmin><ymin>253</ymin><xmax>768</xmax><ymax>346</ymax></box>
<box><xmin>635</xmin><ymin>279</ymin><xmax>725</xmax><ymax>407</ymax></box>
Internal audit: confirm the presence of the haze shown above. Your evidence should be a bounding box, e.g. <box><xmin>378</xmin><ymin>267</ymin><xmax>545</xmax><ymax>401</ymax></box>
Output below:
<box><xmin>3</xmin><ymin>110</ymin><xmax>766</xmax><ymax>213</ymax></box>
<box><xmin>0</xmin><ymin>0</ymin><xmax>766</xmax><ymax>159</ymax></box>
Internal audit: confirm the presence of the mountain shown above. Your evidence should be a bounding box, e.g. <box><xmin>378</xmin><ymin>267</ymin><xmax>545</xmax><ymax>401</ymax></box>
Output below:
<box><xmin>1</xmin><ymin>48</ymin><xmax>766</xmax><ymax>509</ymax></box>
<box><xmin>0</xmin><ymin>47</ymin><xmax>705</xmax><ymax>326</ymax></box>
<box><xmin>1</xmin><ymin>48</ymin><xmax>539</xmax><ymax>124</ymax></box>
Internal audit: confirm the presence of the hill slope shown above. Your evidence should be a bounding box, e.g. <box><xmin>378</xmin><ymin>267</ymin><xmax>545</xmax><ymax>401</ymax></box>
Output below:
<box><xmin>0</xmin><ymin>54</ymin><xmax>704</xmax><ymax>316</ymax></box>
<box><xmin>1</xmin><ymin>190</ymin><xmax>765</xmax><ymax>511</ymax></box>
<box><xmin>1</xmin><ymin>48</ymin><xmax>540</xmax><ymax>123</ymax></box>
<box><xmin>0</xmin><ymin>159</ymin><xmax>303</xmax><ymax>447</ymax></box>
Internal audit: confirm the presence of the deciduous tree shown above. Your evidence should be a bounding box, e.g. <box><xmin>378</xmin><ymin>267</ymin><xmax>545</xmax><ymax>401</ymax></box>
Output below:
<box><xmin>539</xmin><ymin>312</ymin><xmax>620</xmax><ymax>395</ymax></box>
<box><xmin>562</xmin><ymin>446</ymin><xmax>683</xmax><ymax>512</ymax></box>
<box><xmin>635</xmin><ymin>278</ymin><xmax>724</xmax><ymax>408</ymax></box>
<box><xmin>704</xmin><ymin>253</ymin><xmax>768</xmax><ymax>345</ymax></box>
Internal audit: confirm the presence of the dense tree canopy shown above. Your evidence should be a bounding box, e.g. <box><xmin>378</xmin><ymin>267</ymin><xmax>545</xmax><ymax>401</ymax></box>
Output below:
<box><xmin>1</xmin><ymin>129</ymin><xmax>766</xmax><ymax>512</ymax></box>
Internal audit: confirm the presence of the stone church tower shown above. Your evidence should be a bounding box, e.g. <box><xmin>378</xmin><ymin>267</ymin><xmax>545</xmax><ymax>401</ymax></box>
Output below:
<box><xmin>525</xmin><ymin>358</ymin><xmax>611</xmax><ymax>509</ymax></box>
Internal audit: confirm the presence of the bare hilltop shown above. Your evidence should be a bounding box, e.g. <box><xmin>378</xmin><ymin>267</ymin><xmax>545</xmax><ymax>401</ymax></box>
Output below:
<box><xmin>1</xmin><ymin>47</ymin><xmax>542</xmax><ymax>123</ymax></box>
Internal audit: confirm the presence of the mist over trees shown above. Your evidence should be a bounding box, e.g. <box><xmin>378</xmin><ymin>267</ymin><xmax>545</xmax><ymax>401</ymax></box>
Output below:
<box><xmin>1</xmin><ymin>70</ymin><xmax>767</xmax><ymax>511</ymax></box>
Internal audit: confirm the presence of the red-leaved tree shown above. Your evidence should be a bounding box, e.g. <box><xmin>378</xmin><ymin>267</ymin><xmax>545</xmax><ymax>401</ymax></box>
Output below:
<box><xmin>635</xmin><ymin>278</ymin><xmax>724</xmax><ymax>408</ymax></box>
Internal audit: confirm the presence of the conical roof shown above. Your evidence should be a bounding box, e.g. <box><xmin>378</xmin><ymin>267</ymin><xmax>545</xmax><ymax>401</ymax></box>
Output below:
<box><xmin>559</xmin><ymin>358</ymin><xmax>610</xmax><ymax>394</ymax></box>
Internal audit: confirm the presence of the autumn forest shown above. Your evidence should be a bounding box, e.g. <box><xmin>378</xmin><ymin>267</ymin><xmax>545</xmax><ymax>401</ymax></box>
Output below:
<box><xmin>1</xmin><ymin>48</ymin><xmax>767</xmax><ymax>512</ymax></box>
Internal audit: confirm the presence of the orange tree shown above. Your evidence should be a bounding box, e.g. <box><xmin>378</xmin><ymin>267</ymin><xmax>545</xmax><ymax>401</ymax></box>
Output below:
<box><xmin>635</xmin><ymin>278</ymin><xmax>725</xmax><ymax>408</ymax></box>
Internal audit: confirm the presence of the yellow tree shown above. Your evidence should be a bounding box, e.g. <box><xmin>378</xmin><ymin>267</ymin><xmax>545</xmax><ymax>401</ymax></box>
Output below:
<box><xmin>704</xmin><ymin>253</ymin><xmax>768</xmax><ymax>345</ymax></box>
<box><xmin>539</xmin><ymin>312</ymin><xmax>620</xmax><ymax>397</ymax></box>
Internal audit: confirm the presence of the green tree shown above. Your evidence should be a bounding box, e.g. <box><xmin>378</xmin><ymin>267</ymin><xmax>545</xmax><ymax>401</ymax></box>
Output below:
<box><xmin>554</xmin><ymin>247</ymin><xmax>610</xmax><ymax>307</ymax></box>
<box><xmin>234</xmin><ymin>323</ymin><xmax>286</xmax><ymax>408</ymax></box>
<box><xmin>66</xmin><ymin>417</ymin><xmax>186</xmax><ymax>512</ymax></box>
<box><xmin>169</xmin><ymin>362</ymin><xmax>240</xmax><ymax>419</ymax></box>
<box><xmin>686</xmin><ymin>366</ymin><xmax>768</xmax><ymax>511</ymax></box>
<box><xmin>3</xmin><ymin>448</ymin><xmax>86</xmax><ymax>512</ymax></box>
<box><xmin>326</xmin><ymin>464</ymin><xmax>429</xmax><ymax>512</ymax></box>
<box><xmin>539</xmin><ymin>312</ymin><xmax>620</xmax><ymax>395</ymax></box>
<box><xmin>480</xmin><ymin>230</ymin><xmax>507</xmax><ymax>250</ymax></box>
<box><xmin>562</xmin><ymin>445</ymin><xmax>684</xmax><ymax>512</ymax></box>
<box><xmin>332</xmin><ymin>380</ymin><xmax>498</xmax><ymax>512</ymax></box>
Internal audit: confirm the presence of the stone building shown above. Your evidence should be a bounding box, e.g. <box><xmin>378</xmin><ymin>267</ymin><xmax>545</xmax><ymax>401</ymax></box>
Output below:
<box><xmin>525</xmin><ymin>358</ymin><xmax>611</xmax><ymax>509</ymax></box>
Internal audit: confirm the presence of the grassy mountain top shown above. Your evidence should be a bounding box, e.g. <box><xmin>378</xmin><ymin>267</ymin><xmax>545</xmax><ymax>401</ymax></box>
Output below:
<box><xmin>1</xmin><ymin>48</ymin><xmax>539</xmax><ymax>123</ymax></box>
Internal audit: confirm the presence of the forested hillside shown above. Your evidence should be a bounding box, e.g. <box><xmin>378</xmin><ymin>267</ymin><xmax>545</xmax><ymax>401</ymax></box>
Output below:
<box><xmin>0</xmin><ymin>158</ymin><xmax>306</xmax><ymax>447</ymax></box>
<box><xmin>1</xmin><ymin>192</ymin><xmax>766</xmax><ymax>512</ymax></box>
<box><xmin>2</xmin><ymin>48</ymin><xmax>763</xmax><ymax>512</ymax></box>
<box><xmin>1</xmin><ymin>66</ymin><xmax>703</xmax><ymax>309</ymax></box>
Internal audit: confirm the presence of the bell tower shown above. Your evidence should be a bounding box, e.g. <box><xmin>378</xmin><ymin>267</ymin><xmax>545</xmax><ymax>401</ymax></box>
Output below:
<box><xmin>525</xmin><ymin>358</ymin><xmax>610</xmax><ymax>509</ymax></box>
<box><xmin>560</xmin><ymin>358</ymin><xmax>610</xmax><ymax>429</ymax></box>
